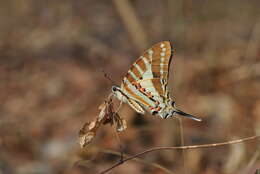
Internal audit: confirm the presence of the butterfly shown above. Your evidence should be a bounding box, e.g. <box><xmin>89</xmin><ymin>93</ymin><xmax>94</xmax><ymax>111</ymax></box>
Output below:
<box><xmin>112</xmin><ymin>41</ymin><xmax>201</xmax><ymax>121</ymax></box>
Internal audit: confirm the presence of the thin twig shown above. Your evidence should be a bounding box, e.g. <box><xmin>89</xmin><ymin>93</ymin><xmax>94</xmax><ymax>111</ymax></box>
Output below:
<box><xmin>220</xmin><ymin>62</ymin><xmax>260</xmax><ymax>86</ymax></box>
<box><xmin>101</xmin><ymin>149</ymin><xmax>174</xmax><ymax>174</ymax></box>
<box><xmin>101</xmin><ymin>69</ymin><xmax>117</xmax><ymax>86</ymax></box>
<box><xmin>112</xmin><ymin>0</ymin><xmax>148</xmax><ymax>52</ymax></box>
<box><xmin>241</xmin><ymin>149</ymin><xmax>260</xmax><ymax>174</ymax></box>
<box><xmin>112</xmin><ymin>114</ymin><xmax>124</xmax><ymax>162</ymax></box>
<box><xmin>219</xmin><ymin>15</ymin><xmax>260</xmax><ymax>86</ymax></box>
<box><xmin>178</xmin><ymin>118</ymin><xmax>189</xmax><ymax>174</ymax></box>
<box><xmin>244</xmin><ymin>15</ymin><xmax>260</xmax><ymax>62</ymax></box>
<box><xmin>100</xmin><ymin>135</ymin><xmax>260</xmax><ymax>174</ymax></box>
<box><xmin>240</xmin><ymin>139</ymin><xmax>260</xmax><ymax>174</ymax></box>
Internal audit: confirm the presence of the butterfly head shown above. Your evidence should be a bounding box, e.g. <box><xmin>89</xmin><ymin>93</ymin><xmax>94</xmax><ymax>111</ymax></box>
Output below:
<box><xmin>111</xmin><ymin>85</ymin><xmax>121</xmax><ymax>98</ymax></box>
<box><xmin>112</xmin><ymin>85</ymin><xmax>119</xmax><ymax>93</ymax></box>
<box><xmin>158</xmin><ymin>99</ymin><xmax>202</xmax><ymax>122</ymax></box>
<box><xmin>111</xmin><ymin>85</ymin><xmax>129</xmax><ymax>103</ymax></box>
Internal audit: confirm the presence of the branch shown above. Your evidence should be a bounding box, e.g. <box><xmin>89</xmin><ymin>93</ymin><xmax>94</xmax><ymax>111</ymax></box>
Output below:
<box><xmin>112</xmin><ymin>0</ymin><xmax>148</xmax><ymax>52</ymax></box>
<box><xmin>101</xmin><ymin>149</ymin><xmax>174</xmax><ymax>174</ymax></box>
<box><xmin>100</xmin><ymin>135</ymin><xmax>260</xmax><ymax>174</ymax></box>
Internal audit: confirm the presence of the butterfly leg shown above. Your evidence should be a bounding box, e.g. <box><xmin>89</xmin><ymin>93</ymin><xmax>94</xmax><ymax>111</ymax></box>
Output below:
<box><xmin>111</xmin><ymin>115</ymin><xmax>125</xmax><ymax>162</ymax></box>
<box><xmin>114</xmin><ymin>99</ymin><xmax>123</xmax><ymax>114</ymax></box>
<box><xmin>119</xmin><ymin>144</ymin><xmax>124</xmax><ymax>163</ymax></box>
<box><xmin>127</xmin><ymin>98</ymin><xmax>145</xmax><ymax>114</ymax></box>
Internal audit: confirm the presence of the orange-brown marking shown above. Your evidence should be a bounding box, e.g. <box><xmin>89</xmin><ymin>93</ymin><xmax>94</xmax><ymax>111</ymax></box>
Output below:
<box><xmin>151</xmin><ymin>47</ymin><xmax>161</xmax><ymax>61</ymax></box>
<box><xmin>152</xmin><ymin>71</ymin><xmax>161</xmax><ymax>78</ymax></box>
<box><xmin>146</xmin><ymin>91</ymin><xmax>153</xmax><ymax>98</ymax></box>
<box><xmin>149</xmin><ymin>106</ymin><xmax>161</xmax><ymax>112</ymax></box>
<box><xmin>151</xmin><ymin>78</ymin><xmax>164</xmax><ymax>95</ymax></box>
<box><xmin>150</xmin><ymin>42</ymin><xmax>171</xmax><ymax>58</ymax></box>
<box><xmin>131</xmin><ymin>65</ymin><xmax>142</xmax><ymax>79</ymax></box>
<box><xmin>143</xmin><ymin>52</ymin><xmax>151</xmax><ymax>61</ymax></box>
<box><xmin>149</xmin><ymin>106</ymin><xmax>155</xmax><ymax>110</ymax></box>
<box><xmin>139</xmin><ymin>87</ymin><xmax>146</xmax><ymax>93</ymax></box>
<box><xmin>136</xmin><ymin>58</ymin><xmax>146</xmax><ymax>72</ymax></box>
<box><xmin>123</xmin><ymin>84</ymin><xmax>150</xmax><ymax>107</ymax></box>
<box><xmin>155</xmin><ymin>107</ymin><xmax>161</xmax><ymax>111</ymax></box>
<box><xmin>152</xmin><ymin>65</ymin><xmax>168</xmax><ymax>72</ymax></box>
<box><xmin>162</xmin><ymin>72</ymin><xmax>168</xmax><ymax>79</ymax></box>
<box><xmin>133</xmin><ymin>82</ymin><xmax>141</xmax><ymax>89</ymax></box>
<box><xmin>125</xmin><ymin>73</ymin><xmax>135</xmax><ymax>83</ymax></box>
<box><xmin>152</xmin><ymin>58</ymin><xmax>170</xmax><ymax>64</ymax></box>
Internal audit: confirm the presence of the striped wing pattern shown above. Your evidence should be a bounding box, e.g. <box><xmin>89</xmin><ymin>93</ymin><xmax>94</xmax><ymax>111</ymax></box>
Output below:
<box><xmin>120</xmin><ymin>41</ymin><xmax>173</xmax><ymax>114</ymax></box>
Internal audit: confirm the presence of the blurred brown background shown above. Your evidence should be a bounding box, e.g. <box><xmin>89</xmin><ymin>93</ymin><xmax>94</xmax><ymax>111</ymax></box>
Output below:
<box><xmin>0</xmin><ymin>0</ymin><xmax>260</xmax><ymax>174</ymax></box>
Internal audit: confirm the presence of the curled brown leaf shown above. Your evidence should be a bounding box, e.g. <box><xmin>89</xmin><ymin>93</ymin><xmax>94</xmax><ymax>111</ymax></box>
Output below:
<box><xmin>78</xmin><ymin>93</ymin><xmax>127</xmax><ymax>148</ymax></box>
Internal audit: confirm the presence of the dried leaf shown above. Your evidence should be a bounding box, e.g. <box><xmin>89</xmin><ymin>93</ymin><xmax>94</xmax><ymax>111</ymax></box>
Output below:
<box><xmin>113</xmin><ymin>113</ymin><xmax>127</xmax><ymax>132</ymax></box>
<box><xmin>79</xmin><ymin>131</ymin><xmax>96</xmax><ymax>148</ymax></box>
<box><xmin>78</xmin><ymin>122</ymin><xmax>99</xmax><ymax>148</ymax></box>
<box><xmin>78</xmin><ymin>94</ymin><xmax>127</xmax><ymax>148</ymax></box>
<box><xmin>97</xmin><ymin>102</ymin><xmax>107</xmax><ymax>122</ymax></box>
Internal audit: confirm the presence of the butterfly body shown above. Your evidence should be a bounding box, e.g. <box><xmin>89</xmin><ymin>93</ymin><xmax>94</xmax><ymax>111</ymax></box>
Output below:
<box><xmin>112</xmin><ymin>41</ymin><xmax>201</xmax><ymax>121</ymax></box>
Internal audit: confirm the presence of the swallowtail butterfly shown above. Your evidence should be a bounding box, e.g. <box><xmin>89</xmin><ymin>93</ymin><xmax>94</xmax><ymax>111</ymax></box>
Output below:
<box><xmin>112</xmin><ymin>41</ymin><xmax>201</xmax><ymax>121</ymax></box>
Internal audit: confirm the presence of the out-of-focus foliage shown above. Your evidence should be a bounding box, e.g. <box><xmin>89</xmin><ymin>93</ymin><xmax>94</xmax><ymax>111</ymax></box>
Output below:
<box><xmin>0</xmin><ymin>0</ymin><xmax>260</xmax><ymax>174</ymax></box>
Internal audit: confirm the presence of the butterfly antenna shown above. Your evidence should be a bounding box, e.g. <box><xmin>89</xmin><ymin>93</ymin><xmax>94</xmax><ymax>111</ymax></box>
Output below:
<box><xmin>101</xmin><ymin>69</ymin><xmax>117</xmax><ymax>86</ymax></box>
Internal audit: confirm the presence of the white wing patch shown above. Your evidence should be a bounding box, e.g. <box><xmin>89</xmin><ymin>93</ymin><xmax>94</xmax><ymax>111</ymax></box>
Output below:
<box><xmin>127</xmin><ymin>99</ymin><xmax>145</xmax><ymax>114</ymax></box>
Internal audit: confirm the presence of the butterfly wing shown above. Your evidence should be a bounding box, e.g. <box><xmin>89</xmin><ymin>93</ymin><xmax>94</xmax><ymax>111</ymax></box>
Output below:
<box><xmin>150</xmin><ymin>41</ymin><xmax>172</xmax><ymax>86</ymax></box>
<box><xmin>127</xmin><ymin>98</ymin><xmax>145</xmax><ymax>114</ymax></box>
<box><xmin>120</xmin><ymin>41</ymin><xmax>173</xmax><ymax>113</ymax></box>
<box><xmin>144</xmin><ymin>41</ymin><xmax>172</xmax><ymax>99</ymax></box>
